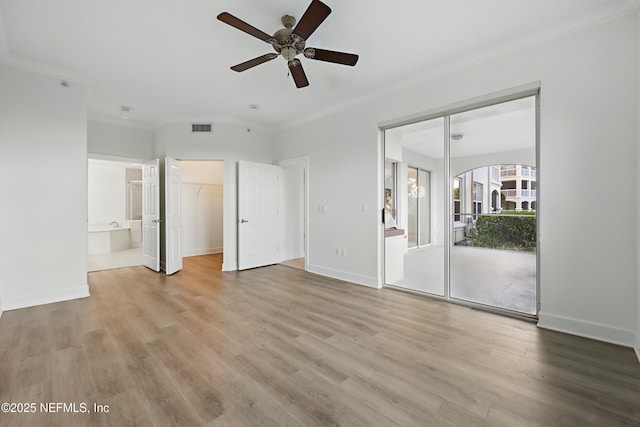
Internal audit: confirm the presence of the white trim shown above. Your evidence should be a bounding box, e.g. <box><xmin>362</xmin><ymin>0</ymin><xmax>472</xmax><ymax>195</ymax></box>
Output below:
<box><xmin>538</xmin><ymin>311</ymin><xmax>636</xmax><ymax>348</ymax></box>
<box><xmin>635</xmin><ymin>332</ymin><xmax>640</xmax><ymax>364</ymax></box>
<box><xmin>221</xmin><ymin>261</ymin><xmax>234</xmax><ymax>272</ymax></box>
<box><xmin>1</xmin><ymin>285</ymin><xmax>90</xmax><ymax>311</ymax></box>
<box><xmin>277</xmin><ymin>2</ymin><xmax>639</xmax><ymax>132</ymax></box>
<box><xmin>276</xmin><ymin>155</ymin><xmax>309</xmax><ymax>273</ymax></box>
<box><xmin>0</xmin><ymin>53</ymin><xmax>93</xmax><ymax>86</ymax></box>
<box><xmin>88</xmin><ymin>113</ymin><xmax>154</xmax><ymax>131</ymax></box>
<box><xmin>0</xmin><ymin>299</ymin><xmax>3</xmax><ymax>318</ymax></box>
<box><xmin>379</xmin><ymin>82</ymin><xmax>541</xmax><ymax>131</ymax></box>
<box><xmin>184</xmin><ymin>247</ymin><xmax>223</xmax><ymax>257</ymax></box>
<box><xmin>281</xmin><ymin>252</ymin><xmax>305</xmax><ymax>262</ymax></box>
<box><xmin>306</xmin><ymin>264</ymin><xmax>380</xmax><ymax>289</ymax></box>
<box><xmin>87</xmin><ymin>153</ymin><xmax>150</xmax><ymax>165</ymax></box>
<box><xmin>153</xmin><ymin>115</ymin><xmax>273</xmax><ymax>134</ymax></box>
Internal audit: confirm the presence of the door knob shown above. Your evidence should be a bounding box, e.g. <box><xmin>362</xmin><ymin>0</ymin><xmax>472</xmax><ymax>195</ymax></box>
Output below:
<box><xmin>240</xmin><ymin>219</ymin><xmax>249</xmax><ymax>223</ymax></box>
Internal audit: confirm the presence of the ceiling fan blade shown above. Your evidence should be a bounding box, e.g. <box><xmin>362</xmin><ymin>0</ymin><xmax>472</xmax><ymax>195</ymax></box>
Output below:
<box><xmin>288</xmin><ymin>59</ymin><xmax>309</xmax><ymax>88</ymax></box>
<box><xmin>231</xmin><ymin>54</ymin><xmax>278</xmax><ymax>72</ymax></box>
<box><xmin>292</xmin><ymin>0</ymin><xmax>331</xmax><ymax>41</ymax></box>
<box><xmin>217</xmin><ymin>12</ymin><xmax>276</xmax><ymax>44</ymax></box>
<box><xmin>304</xmin><ymin>48</ymin><xmax>359</xmax><ymax>66</ymax></box>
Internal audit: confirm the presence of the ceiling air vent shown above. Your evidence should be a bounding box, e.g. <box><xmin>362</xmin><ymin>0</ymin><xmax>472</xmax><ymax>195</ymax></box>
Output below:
<box><xmin>191</xmin><ymin>123</ymin><xmax>212</xmax><ymax>133</ymax></box>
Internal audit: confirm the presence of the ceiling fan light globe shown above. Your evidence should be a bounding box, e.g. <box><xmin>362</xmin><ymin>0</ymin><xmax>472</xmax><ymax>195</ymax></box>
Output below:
<box><xmin>282</xmin><ymin>46</ymin><xmax>298</xmax><ymax>61</ymax></box>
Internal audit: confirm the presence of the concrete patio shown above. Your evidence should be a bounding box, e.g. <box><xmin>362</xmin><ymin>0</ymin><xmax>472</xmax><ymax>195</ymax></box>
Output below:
<box><xmin>390</xmin><ymin>245</ymin><xmax>536</xmax><ymax>315</ymax></box>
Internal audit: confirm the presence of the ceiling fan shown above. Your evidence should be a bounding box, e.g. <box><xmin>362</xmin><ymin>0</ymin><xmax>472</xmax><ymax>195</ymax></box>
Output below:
<box><xmin>217</xmin><ymin>0</ymin><xmax>359</xmax><ymax>88</ymax></box>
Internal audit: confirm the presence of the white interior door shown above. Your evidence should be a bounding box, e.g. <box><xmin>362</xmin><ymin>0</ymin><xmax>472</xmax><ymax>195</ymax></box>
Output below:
<box><xmin>165</xmin><ymin>157</ymin><xmax>183</xmax><ymax>275</ymax></box>
<box><xmin>142</xmin><ymin>159</ymin><xmax>160</xmax><ymax>271</ymax></box>
<box><xmin>238</xmin><ymin>160</ymin><xmax>280</xmax><ymax>270</ymax></box>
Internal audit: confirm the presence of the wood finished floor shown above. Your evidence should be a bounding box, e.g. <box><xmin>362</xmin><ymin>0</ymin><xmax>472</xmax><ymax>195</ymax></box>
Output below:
<box><xmin>1</xmin><ymin>254</ymin><xmax>639</xmax><ymax>426</ymax></box>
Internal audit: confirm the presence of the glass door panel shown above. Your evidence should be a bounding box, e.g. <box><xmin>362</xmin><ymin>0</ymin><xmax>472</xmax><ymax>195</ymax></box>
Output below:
<box><xmin>384</xmin><ymin>117</ymin><xmax>445</xmax><ymax>296</ymax></box>
<box><xmin>449</xmin><ymin>96</ymin><xmax>537</xmax><ymax>315</ymax></box>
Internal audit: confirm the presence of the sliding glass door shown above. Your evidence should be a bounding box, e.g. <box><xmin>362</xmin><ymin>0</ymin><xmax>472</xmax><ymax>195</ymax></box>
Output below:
<box><xmin>384</xmin><ymin>117</ymin><xmax>445</xmax><ymax>296</ymax></box>
<box><xmin>383</xmin><ymin>92</ymin><xmax>538</xmax><ymax>317</ymax></box>
<box><xmin>449</xmin><ymin>97</ymin><xmax>537</xmax><ymax>315</ymax></box>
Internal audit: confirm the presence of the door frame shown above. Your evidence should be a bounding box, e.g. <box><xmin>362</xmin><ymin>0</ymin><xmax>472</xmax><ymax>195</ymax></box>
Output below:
<box><xmin>277</xmin><ymin>156</ymin><xmax>309</xmax><ymax>271</ymax></box>
<box><xmin>172</xmin><ymin>158</ymin><xmax>225</xmax><ymax>271</ymax></box>
<box><xmin>379</xmin><ymin>82</ymin><xmax>541</xmax><ymax>319</ymax></box>
<box><xmin>87</xmin><ymin>153</ymin><xmax>152</xmax><ymax>271</ymax></box>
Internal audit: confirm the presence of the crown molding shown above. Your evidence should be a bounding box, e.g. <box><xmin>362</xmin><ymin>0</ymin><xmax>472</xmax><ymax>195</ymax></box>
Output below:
<box><xmin>277</xmin><ymin>0</ymin><xmax>640</xmax><ymax>132</ymax></box>
<box><xmin>0</xmin><ymin>6</ymin><xmax>93</xmax><ymax>85</ymax></box>
<box><xmin>88</xmin><ymin>113</ymin><xmax>275</xmax><ymax>134</ymax></box>
<box><xmin>88</xmin><ymin>112</ymin><xmax>154</xmax><ymax>131</ymax></box>
<box><xmin>0</xmin><ymin>53</ymin><xmax>94</xmax><ymax>86</ymax></box>
<box><xmin>153</xmin><ymin>115</ymin><xmax>274</xmax><ymax>133</ymax></box>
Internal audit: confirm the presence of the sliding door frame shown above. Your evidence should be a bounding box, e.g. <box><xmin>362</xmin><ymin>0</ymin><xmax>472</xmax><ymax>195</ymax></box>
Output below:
<box><xmin>380</xmin><ymin>82</ymin><xmax>540</xmax><ymax>319</ymax></box>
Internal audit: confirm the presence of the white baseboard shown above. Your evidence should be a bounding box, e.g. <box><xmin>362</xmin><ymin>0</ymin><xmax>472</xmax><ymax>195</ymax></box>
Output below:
<box><xmin>635</xmin><ymin>332</ymin><xmax>640</xmax><ymax>364</ymax></box>
<box><xmin>0</xmin><ymin>299</ymin><xmax>3</xmax><ymax>319</ymax></box>
<box><xmin>281</xmin><ymin>251</ymin><xmax>305</xmax><ymax>262</ymax></box>
<box><xmin>305</xmin><ymin>264</ymin><xmax>381</xmax><ymax>289</ymax></box>
<box><xmin>1</xmin><ymin>284</ymin><xmax>90</xmax><ymax>311</ymax></box>
<box><xmin>538</xmin><ymin>311</ymin><xmax>636</xmax><ymax>348</ymax></box>
<box><xmin>184</xmin><ymin>247</ymin><xmax>223</xmax><ymax>257</ymax></box>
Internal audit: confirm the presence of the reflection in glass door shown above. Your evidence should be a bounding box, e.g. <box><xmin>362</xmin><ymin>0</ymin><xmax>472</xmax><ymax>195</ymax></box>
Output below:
<box><xmin>384</xmin><ymin>118</ymin><xmax>445</xmax><ymax>296</ymax></box>
<box><xmin>407</xmin><ymin>167</ymin><xmax>431</xmax><ymax>249</ymax></box>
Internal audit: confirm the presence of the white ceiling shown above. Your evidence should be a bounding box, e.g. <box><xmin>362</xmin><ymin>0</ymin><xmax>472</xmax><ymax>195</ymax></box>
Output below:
<box><xmin>0</xmin><ymin>0</ymin><xmax>636</xmax><ymax>130</ymax></box>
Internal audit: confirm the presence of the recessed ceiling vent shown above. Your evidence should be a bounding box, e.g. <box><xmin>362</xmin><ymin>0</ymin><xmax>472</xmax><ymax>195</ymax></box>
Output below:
<box><xmin>191</xmin><ymin>123</ymin><xmax>212</xmax><ymax>133</ymax></box>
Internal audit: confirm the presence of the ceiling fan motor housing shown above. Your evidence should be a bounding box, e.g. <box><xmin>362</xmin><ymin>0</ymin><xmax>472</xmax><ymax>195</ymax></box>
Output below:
<box><xmin>272</xmin><ymin>18</ymin><xmax>306</xmax><ymax>60</ymax></box>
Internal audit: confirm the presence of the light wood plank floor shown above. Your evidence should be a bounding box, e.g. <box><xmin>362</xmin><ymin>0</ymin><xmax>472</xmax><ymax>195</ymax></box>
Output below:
<box><xmin>1</xmin><ymin>254</ymin><xmax>639</xmax><ymax>426</ymax></box>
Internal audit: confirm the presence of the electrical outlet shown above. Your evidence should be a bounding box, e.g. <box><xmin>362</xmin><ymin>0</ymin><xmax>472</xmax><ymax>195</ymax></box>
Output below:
<box><xmin>341</xmin><ymin>248</ymin><xmax>347</xmax><ymax>256</ymax></box>
<box><xmin>335</xmin><ymin>248</ymin><xmax>340</xmax><ymax>255</ymax></box>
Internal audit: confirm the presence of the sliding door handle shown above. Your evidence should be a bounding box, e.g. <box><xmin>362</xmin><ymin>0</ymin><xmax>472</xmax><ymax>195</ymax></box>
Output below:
<box><xmin>240</xmin><ymin>219</ymin><xmax>249</xmax><ymax>223</ymax></box>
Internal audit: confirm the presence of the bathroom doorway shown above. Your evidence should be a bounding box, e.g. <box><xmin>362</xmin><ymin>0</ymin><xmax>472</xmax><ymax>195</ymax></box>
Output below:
<box><xmin>88</xmin><ymin>157</ymin><xmax>225</xmax><ymax>273</ymax></box>
<box><xmin>87</xmin><ymin>158</ymin><xmax>145</xmax><ymax>271</ymax></box>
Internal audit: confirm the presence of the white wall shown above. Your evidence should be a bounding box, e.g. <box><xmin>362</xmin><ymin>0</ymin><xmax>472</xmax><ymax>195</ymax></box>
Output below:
<box><xmin>275</xmin><ymin>111</ymin><xmax>381</xmax><ymax>287</ymax></box>
<box><xmin>0</xmin><ymin>64</ymin><xmax>89</xmax><ymax>311</ymax></box>
<box><xmin>275</xmin><ymin>14</ymin><xmax>638</xmax><ymax>348</ymax></box>
<box><xmin>154</xmin><ymin>122</ymin><xmax>273</xmax><ymax>271</ymax></box>
<box><xmin>87</xmin><ymin>162</ymin><xmax>126</xmax><ymax>226</ymax></box>
<box><xmin>88</xmin><ymin>120</ymin><xmax>154</xmax><ymax>160</ymax></box>
<box><xmin>180</xmin><ymin>160</ymin><xmax>224</xmax><ymax>257</ymax></box>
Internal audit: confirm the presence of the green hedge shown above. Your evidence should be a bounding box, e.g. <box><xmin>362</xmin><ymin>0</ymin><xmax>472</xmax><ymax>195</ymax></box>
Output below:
<box><xmin>473</xmin><ymin>215</ymin><xmax>536</xmax><ymax>250</ymax></box>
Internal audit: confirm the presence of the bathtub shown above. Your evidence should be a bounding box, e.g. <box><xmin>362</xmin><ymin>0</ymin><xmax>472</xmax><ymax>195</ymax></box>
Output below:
<box><xmin>88</xmin><ymin>223</ymin><xmax>131</xmax><ymax>254</ymax></box>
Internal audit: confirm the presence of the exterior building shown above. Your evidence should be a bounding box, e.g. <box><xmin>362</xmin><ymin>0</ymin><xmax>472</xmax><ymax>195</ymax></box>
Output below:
<box><xmin>500</xmin><ymin>165</ymin><xmax>537</xmax><ymax>211</ymax></box>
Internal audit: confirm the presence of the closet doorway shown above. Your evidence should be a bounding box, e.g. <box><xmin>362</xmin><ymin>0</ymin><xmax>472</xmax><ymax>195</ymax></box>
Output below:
<box><xmin>180</xmin><ymin>160</ymin><xmax>224</xmax><ymax>269</ymax></box>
